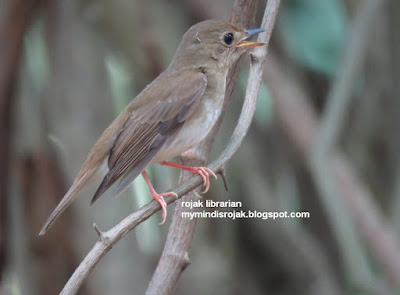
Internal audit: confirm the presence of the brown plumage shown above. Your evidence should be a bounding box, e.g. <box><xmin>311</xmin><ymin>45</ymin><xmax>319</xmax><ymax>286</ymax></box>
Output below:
<box><xmin>40</xmin><ymin>20</ymin><xmax>264</xmax><ymax>235</ymax></box>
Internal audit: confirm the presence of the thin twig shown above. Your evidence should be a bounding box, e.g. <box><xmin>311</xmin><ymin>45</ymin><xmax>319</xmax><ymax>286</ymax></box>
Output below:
<box><xmin>59</xmin><ymin>1</ymin><xmax>281</xmax><ymax>294</ymax></box>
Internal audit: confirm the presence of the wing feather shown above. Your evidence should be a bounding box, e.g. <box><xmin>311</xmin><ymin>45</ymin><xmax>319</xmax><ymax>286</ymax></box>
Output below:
<box><xmin>40</xmin><ymin>70</ymin><xmax>207</xmax><ymax>235</ymax></box>
<box><xmin>91</xmin><ymin>70</ymin><xmax>207</xmax><ymax>202</ymax></box>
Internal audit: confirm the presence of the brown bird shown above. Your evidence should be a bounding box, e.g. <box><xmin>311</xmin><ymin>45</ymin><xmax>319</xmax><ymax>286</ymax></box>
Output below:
<box><xmin>39</xmin><ymin>20</ymin><xmax>264</xmax><ymax>235</ymax></box>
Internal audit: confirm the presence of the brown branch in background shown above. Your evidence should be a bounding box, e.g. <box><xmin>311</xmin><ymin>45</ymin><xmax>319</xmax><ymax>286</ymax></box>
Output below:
<box><xmin>313</xmin><ymin>0</ymin><xmax>383</xmax><ymax>155</ymax></box>
<box><xmin>310</xmin><ymin>0</ymin><xmax>385</xmax><ymax>289</ymax></box>
<box><xmin>0</xmin><ymin>0</ymin><xmax>39</xmax><ymax>284</ymax></box>
<box><xmin>234</xmin><ymin>139</ymin><xmax>342</xmax><ymax>295</ymax></box>
<box><xmin>388</xmin><ymin>1</ymin><xmax>400</xmax><ymax>232</ymax></box>
<box><xmin>265</xmin><ymin>50</ymin><xmax>400</xmax><ymax>295</ymax></box>
<box><xmin>308</xmin><ymin>0</ymin><xmax>400</xmax><ymax>290</ymax></box>
<box><xmin>59</xmin><ymin>1</ymin><xmax>281</xmax><ymax>294</ymax></box>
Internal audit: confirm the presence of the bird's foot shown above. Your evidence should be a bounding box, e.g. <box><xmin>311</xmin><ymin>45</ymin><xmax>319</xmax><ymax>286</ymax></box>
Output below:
<box><xmin>161</xmin><ymin>161</ymin><xmax>217</xmax><ymax>193</ymax></box>
<box><xmin>151</xmin><ymin>191</ymin><xmax>178</xmax><ymax>224</ymax></box>
<box><xmin>188</xmin><ymin>166</ymin><xmax>217</xmax><ymax>193</ymax></box>
<box><xmin>142</xmin><ymin>171</ymin><xmax>177</xmax><ymax>224</ymax></box>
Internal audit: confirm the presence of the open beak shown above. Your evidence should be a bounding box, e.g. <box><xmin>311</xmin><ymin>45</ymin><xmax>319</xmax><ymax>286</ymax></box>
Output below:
<box><xmin>236</xmin><ymin>28</ymin><xmax>265</xmax><ymax>48</ymax></box>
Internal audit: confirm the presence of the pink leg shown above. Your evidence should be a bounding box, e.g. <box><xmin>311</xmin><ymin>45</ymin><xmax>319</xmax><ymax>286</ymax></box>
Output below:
<box><xmin>142</xmin><ymin>170</ymin><xmax>177</xmax><ymax>224</ymax></box>
<box><xmin>161</xmin><ymin>161</ymin><xmax>217</xmax><ymax>193</ymax></box>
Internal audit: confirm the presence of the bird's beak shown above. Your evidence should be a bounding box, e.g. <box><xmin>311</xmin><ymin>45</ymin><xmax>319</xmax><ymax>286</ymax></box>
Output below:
<box><xmin>236</xmin><ymin>28</ymin><xmax>265</xmax><ymax>48</ymax></box>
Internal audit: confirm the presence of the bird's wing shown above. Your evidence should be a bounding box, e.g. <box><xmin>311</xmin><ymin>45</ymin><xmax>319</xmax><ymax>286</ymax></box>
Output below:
<box><xmin>92</xmin><ymin>70</ymin><xmax>207</xmax><ymax>202</ymax></box>
<box><xmin>40</xmin><ymin>70</ymin><xmax>207</xmax><ymax>235</ymax></box>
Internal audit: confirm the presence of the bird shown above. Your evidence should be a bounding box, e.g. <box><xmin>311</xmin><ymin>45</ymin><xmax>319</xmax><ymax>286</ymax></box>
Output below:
<box><xmin>39</xmin><ymin>20</ymin><xmax>264</xmax><ymax>235</ymax></box>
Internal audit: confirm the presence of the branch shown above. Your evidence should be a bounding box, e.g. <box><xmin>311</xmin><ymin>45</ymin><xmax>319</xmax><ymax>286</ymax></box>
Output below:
<box><xmin>145</xmin><ymin>0</ymin><xmax>264</xmax><ymax>293</ymax></box>
<box><xmin>59</xmin><ymin>1</ymin><xmax>281</xmax><ymax>294</ymax></box>
<box><xmin>144</xmin><ymin>156</ymin><xmax>204</xmax><ymax>295</ymax></box>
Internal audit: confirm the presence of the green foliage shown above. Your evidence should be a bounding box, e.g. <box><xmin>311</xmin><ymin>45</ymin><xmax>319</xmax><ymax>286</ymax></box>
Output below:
<box><xmin>280</xmin><ymin>0</ymin><xmax>347</xmax><ymax>76</ymax></box>
<box><xmin>239</xmin><ymin>71</ymin><xmax>273</xmax><ymax>128</ymax></box>
<box><xmin>105</xmin><ymin>53</ymin><xmax>135</xmax><ymax>113</ymax></box>
<box><xmin>24</xmin><ymin>17</ymin><xmax>49</xmax><ymax>94</ymax></box>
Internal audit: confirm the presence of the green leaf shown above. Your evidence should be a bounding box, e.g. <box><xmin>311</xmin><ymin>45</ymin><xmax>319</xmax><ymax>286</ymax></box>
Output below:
<box><xmin>280</xmin><ymin>0</ymin><xmax>347</xmax><ymax>76</ymax></box>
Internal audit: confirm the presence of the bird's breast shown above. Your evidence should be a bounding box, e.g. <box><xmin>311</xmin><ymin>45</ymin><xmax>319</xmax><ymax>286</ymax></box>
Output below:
<box><xmin>152</xmin><ymin>69</ymin><xmax>227</xmax><ymax>162</ymax></box>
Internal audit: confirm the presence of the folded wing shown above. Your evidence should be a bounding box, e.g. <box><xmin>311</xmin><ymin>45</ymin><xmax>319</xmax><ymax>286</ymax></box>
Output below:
<box><xmin>93</xmin><ymin>70</ymin><xmax>207</xmax><ymax>202</ymax></box>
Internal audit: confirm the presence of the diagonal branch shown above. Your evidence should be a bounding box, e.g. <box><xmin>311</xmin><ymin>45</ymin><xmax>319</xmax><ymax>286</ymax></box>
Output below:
<box><xmin>59</xmin><ymin>1</ymin><xmax>281</xmax><ymax>294</ymax></box>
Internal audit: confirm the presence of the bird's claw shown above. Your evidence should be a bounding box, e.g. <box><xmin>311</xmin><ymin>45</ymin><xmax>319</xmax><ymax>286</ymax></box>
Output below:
<box><xmin>152</xmin><ymin>191</ymin><xmax>178</xmax><ymax>224</ymax></box>
<box><xmin>189</xmin><ymin>167</ymin><xmax>217</xmax><ymax>193</ymax></box>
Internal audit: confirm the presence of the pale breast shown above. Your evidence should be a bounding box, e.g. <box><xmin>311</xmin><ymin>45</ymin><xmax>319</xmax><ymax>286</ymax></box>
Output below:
<box><xmin>151</xmin><ymin>69</ymin><xmax>227</xmax><ymax>163</ymax></box>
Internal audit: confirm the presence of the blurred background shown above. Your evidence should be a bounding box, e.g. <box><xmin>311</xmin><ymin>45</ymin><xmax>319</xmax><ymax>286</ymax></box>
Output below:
<box><xmin>1</xmin><ymin>0</ymin><xmax>400</xmax><ymax>294</ymax></box>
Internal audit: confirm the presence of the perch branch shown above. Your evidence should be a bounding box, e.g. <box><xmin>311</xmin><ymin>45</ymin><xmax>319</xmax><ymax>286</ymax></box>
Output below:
<box><xmin>145</xmin><ymin>0</ymin><xmax>268</xmax><ymax>293</ymax></box>
<box><xmin>59</xmin><ymin>1</ymin><xmax>281</xmax><ymax>294</ymax></box>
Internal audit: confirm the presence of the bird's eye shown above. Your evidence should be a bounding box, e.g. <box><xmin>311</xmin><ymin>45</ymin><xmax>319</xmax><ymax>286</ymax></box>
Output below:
<box><xmin>223</xmin><ymin>33</ymin><xmax>234</xmax><ymax>45</ymax></box>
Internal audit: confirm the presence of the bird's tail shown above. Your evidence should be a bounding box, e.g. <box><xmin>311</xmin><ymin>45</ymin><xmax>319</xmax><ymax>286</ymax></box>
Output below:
<box><xmin>39</xmin><ymin>165</ymin><xmax>98</xmax><ymax>235</ymax></box>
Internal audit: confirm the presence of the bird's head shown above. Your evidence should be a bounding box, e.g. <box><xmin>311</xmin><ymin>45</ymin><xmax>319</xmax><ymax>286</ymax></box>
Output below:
<box><xmin>169</xmin><ymin>20</ymin><xmax>265</xmax><ymax>71</ymax></box>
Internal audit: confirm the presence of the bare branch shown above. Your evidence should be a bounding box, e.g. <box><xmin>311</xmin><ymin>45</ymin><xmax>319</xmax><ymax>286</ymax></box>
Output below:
<box><xmin>145</xmin><ymin>166</ymin><xmax>201</xmax><ymax>295</ymax></box>
<box><xmin>145</xmin><ymin>2</ymin><xmax>261</xmax><ymax>292</ymax></box>
<box><xmin>59</xmin><ymin>1</ymin><xmax>281</xmax><ymax>294</ymax></box>
<box><xmin>144</xmin><ymin>3</ymin><xmax>262</xmax><ymax>291</ymax></box>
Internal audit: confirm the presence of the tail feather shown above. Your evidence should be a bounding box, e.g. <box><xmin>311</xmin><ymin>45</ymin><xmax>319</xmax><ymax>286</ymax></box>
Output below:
<box><xmin>91</xmin><ymin>148</ymin><xmax>159</xmax><ymax>204</ymax></box>
<box><xmin>39</xmin><ymin>167</ymin><xmax>97</xmax><ymax>235</ymax></box>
